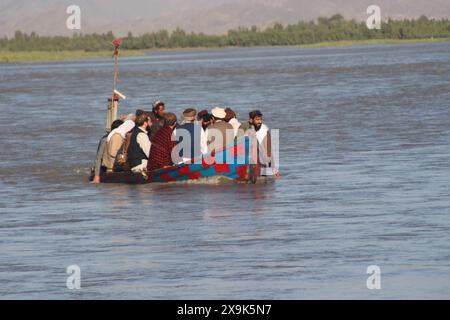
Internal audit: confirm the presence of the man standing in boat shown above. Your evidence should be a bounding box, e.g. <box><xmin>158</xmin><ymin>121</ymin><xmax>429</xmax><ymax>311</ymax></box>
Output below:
<box><xmin>148</xmin><ymin>113</ymin><xmax>179</xmax><ymax>171</ymax></box>
<box><xmin>102</xmin><ymin>120</ymin><xmax>135</xmax><ymax>173</ymax></box>
<box><xmin>224</xmin><ymin>108</ymin><xmax>243</xmax><ymax>138</ymax></box>
<box><xmin>91</xmin><ymin>119</ymin><xmax>124</xmax><ymax>183</ymax></box>
<box><xmin>241</xmin><ymin>110</ymin><xmax>272</xmax><ymax>167</ymax></box>
<box><xmin>206</xmin><ymin>107</ymin><xmax>235</xmax><ymax>163</ymax></box>
<box><xmin>128</xmin><ymin>113</ymin><xmax>152</xmax><ymax>173</ymax></box>
<box><xmin>148</xmin><ymin>100</ymin><xmax>166</xmax><ymax>140</ymax></box>
<box><xmin>176</xmin><ymin>108</ymin><xmax>207</xmax><ymax>164</ymax></box>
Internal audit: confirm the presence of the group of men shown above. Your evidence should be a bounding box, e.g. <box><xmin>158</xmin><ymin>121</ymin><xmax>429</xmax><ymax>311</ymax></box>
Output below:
<box><xmin>92</xmin><ymin>100</ymin><xmax>271</xmax><ymax>183</ymax></box>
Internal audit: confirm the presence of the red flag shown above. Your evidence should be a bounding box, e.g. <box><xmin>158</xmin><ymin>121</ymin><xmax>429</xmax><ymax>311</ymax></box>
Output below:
<box><xmin>112</xmin><ymin>38</ymin><xmax>122</xmax><ymax>48</ymax></box>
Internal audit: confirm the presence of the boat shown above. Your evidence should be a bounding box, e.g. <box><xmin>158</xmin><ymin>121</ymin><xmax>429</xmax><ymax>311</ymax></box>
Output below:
<box><xmin>97</xmin><ymin>136</ymin><xmax>276</xmax><ymax>185</ymax></box>
<box><xmin>93</xmin><ymin>39</ymin><xmax>277</xmax><ymax>185</ymax></box>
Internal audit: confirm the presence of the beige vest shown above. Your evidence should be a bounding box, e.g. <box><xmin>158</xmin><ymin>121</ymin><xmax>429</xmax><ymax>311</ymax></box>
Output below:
<box><xmin>102</xmin><ymin>133</ymin><xmax>124</xmax><ymax>170</ymax></box>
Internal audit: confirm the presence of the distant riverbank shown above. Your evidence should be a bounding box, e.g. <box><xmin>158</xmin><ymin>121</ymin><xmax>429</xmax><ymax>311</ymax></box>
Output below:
<box><xmin>0</xmin><ymin>50</ymin><xmax>145</xmax><ymax>64</ymax></box>
<box><xmin>296</xmin><ymin>37</ymin><xmax>450</xmax><ymax>48</ymax></box>
<box><xmin>1</xmin><ymin>38</ymin><xmax>449</xmax><ymax>64</ymax></box>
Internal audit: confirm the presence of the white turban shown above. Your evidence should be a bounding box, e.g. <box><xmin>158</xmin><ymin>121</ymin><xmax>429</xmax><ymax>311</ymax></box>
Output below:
<box><xmin>107</xmin><ymin>120</ymin><xmax>135</xmax><ymax>142</ymax></box>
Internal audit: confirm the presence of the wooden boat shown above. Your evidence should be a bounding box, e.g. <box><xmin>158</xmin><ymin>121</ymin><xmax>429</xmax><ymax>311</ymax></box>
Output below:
<box><xmin>97</xmin><ymin>137</ymin><xmax>275</xmax><ymax>184</ymax></box>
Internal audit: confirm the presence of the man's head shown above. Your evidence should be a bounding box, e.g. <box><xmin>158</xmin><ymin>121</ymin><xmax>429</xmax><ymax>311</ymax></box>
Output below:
<box><xmin>224</xmin><ymin>108</ymin><xmax>236</xmax><ymax>122</ymax></box>
<box><xmin>211</xmin><ymin>107</ymin><xmax>227</xmax><ymax>121</ymax></box>
<box><xmin>135</xmin><ymin>109</ymin><xmax>146</xmax><ymax>117</ymax></box>
<box><xmin>135</xmin><ymin>112</ymin><xmax>151</xmax><ymax>130</ymax></box>
<box><xmin>164</xmin><ymin>112</ymin><xmax>177</xmax><ymax>128</ymax></box>
<box><xmin>152</xmin><ymin>100</ymin><xmax>166</xmax><ymax>119</ymax></box>
<box><xmin>201</xmin><ymin>113</ymin><xmax>213</xmax><ymax>130</ymax></box>
<box><xmin>197</xmin><ymin>109</ymin><xmax>208</xmax><ymax>122</ymax></box>
<box><xmin>111</xmin><ymin>119</ymin><xmax>124</xmax><ymax>131</ymax></box>
<box><xmin>182</xmin><ymin>108</ymin><xmax>197</xmax><ymax>123</ymax></box>
<box><xmin>249</xmin><ymin>110</ymin><xmax>263</xmax><ymax>131</ymax></box>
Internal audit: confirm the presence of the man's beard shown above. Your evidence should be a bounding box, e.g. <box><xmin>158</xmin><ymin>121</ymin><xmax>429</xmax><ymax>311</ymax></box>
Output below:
<box><xmin>254</xmin><ymin>123</ymin><xmax>262</xmax><ymax>131</ymax></box>
<box><xmin>154</xmin><ymin>111</ymin><xmax>164</xmax><ymax>120</ymax></box>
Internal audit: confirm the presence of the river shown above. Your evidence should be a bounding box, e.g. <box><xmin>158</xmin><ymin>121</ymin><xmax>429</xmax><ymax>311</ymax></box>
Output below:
<box><xmin>0</xmin><ymin>42</ymin><xmax>449</xmax><ymax>299</ymax></box>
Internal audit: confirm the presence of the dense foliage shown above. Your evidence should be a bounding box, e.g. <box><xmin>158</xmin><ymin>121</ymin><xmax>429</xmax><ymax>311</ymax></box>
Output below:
<box><xmin>1</xmin><ymin>15</ymin><xmax>448</xmax><ymax>52</ymax></box>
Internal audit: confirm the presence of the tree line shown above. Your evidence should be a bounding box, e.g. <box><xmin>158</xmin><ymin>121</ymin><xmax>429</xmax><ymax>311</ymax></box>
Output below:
<box><xmin>1</xmin><ymin>15</ymin><xmax>449</xmax><ymax>52</ymax></box>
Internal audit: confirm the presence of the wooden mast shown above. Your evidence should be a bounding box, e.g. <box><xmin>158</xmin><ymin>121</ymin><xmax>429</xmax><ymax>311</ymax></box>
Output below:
<box><xmin>106</xmin><ymin>38</ymin><xmax>122</xmax><ymax>132</ymax></box>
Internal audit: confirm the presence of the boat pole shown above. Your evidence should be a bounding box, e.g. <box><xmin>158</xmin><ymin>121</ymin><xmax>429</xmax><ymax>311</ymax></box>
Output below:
<box><xmin>106</xmin><ymin>38</ymin><xmax>122</xmax><ymax>132</ymax></box>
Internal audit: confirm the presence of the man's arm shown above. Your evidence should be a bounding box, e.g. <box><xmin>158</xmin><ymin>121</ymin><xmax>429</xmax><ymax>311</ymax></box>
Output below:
<box><xmin>94</xmin><ymin>137</ymin><xmax>107</xmax><ymax>176</ymax></box>
<box><xmin>92</xmin><ymin>136</ymin><xmax>107</xmax><ymax>183</ymax></box>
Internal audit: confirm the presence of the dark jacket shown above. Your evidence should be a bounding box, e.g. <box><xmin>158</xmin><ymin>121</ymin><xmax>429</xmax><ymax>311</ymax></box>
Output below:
<box><xmin>128</xmin><ymin>127</ymin><xmax>149</xmax><ymax>169</ymax></box>
<box><xmin>176</xmin><ymin>122</ymin><xmax>202</xmax><ymax>161</ymax></box>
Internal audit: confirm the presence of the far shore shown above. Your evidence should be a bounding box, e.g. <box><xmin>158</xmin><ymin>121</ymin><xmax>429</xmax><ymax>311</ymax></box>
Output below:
<box><xmin>0</xmin><ymin>50</ymin><xmax>145</xmax><ymax>64</ymax></box>
<box><xmin>1</xmin><ymin>38</ymin><xmax>449</xmax><ymax>64</ymax></box>
<box><xmin>295</xmin><ymin>37</ymin><xmax>450</xmax><ymax>48</ymax></box>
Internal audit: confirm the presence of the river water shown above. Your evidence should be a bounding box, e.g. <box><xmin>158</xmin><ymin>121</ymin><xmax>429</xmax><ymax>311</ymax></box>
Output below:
<box><xmin>0</xmin><ymin>43</ymin><xmax>449</xmax><ymax>299</ymax></box>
